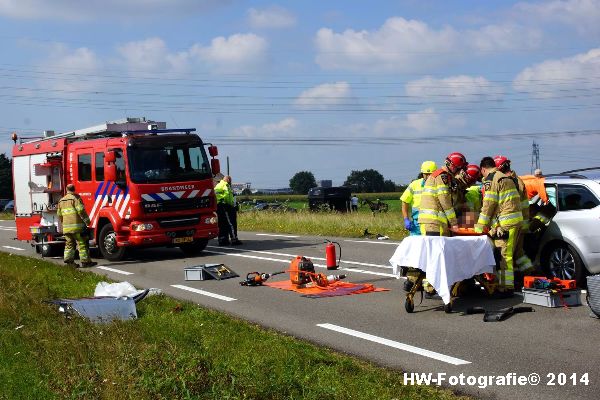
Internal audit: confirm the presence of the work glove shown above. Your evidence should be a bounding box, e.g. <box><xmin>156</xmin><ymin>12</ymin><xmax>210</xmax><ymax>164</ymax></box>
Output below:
<box><xmin>404</xmin><ymin>217</ymin><xmax>413</xmax><ymax>230</ymax></box>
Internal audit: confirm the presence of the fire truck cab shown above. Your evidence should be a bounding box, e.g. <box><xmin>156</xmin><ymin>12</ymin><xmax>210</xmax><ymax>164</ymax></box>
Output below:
<box><xmin>11</xmin><ymin>118</ymin><xmax>220</xmax><ymax>261</ymax></box>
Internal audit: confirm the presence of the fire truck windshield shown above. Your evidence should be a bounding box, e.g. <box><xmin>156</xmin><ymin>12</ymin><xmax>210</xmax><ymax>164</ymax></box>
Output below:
<box><xmin>128</xmin><ymin>144</ymin><xmax>211</xmax><ymax>183</ymax></box>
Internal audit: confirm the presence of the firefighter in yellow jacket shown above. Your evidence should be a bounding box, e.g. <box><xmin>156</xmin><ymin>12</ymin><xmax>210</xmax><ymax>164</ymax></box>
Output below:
<box><xmin>475</xmin><ymin>157</ymin><xmax>523</xmax><ymax>296</ymax></box>
<box><xmin>57</xmin><ymin>184</ymin><xmax>96</xmax><ymax>267</ymax></box>
<box><xmin>214</xmin><ymin>175</ymin><xmax>242</xmax><ymax>246</ymax></box>
<box><xmin>494</xmin><ymin>155</ymin><xmax>535</xmax><ymax>279</ymax></box>
<box><xmin>418</xmin><ymin>152</ymin><xmax>468</xmax><ymax>236</ymax></box>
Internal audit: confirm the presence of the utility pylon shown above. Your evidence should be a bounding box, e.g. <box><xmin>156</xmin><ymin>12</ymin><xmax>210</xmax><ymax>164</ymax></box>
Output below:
<box><xmin>530</xmin><ymin>141</ymin><xmax>540</xmax><ymax>174</ymax></box>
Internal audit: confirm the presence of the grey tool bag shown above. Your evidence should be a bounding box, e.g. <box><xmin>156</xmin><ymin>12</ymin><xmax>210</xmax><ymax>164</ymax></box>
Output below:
<box><xmin>586</xmin><ymin>275</ymin><xmax>600</xmax><ymax>318</ymax></box>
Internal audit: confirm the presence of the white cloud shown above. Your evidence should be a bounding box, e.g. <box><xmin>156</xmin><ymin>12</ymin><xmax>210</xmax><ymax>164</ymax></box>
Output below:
<box><xmin>315</xmin><ymin>17</ymin><xmax>541</xmax><ymax>72</ymax></box>
<box><xmin>37</xmin><ymin>44</ymin><xmax>101</xmax><ymax>93</ymax></box>
<box><xmin>233</xmin><ymin>118</ymin><xmax>298</xmax><ymax>137</ymax></box>
<box><xmin>406</xmin><ymin>75</ymin><xmax>503</xmax><ymax>101</ymax></box>
<box><xmin>513</xmin><ymin>47</ymin><xmax>600</xmax><ymax>97</ymax></box>
<box><xmin>190</xmin><ymin>33</ymin><xmax>268</xmax><ymax>73</ymax></box>
<box><xmin>0</xmin><ymin>0</ymin><xmax>229</xmax><ymax>21</ymax></box>
<box><xmin>514</xmin><ymin>0</ymin><xmax>600</xmax><ymax>35</ymax></box>
<box><xmin>248</xmin><ymin>6</ymin><xmax>296</xmax><ymax>29</ymax></box>
<box><xmin>117</xmin><ymin>38</ymin><xmax>190</xmax><ymax>75</ymax></box>
<box><xmin>294</xmin><ymin>82</ymin><xmax>352</xmax><ymax>108</ymax></box>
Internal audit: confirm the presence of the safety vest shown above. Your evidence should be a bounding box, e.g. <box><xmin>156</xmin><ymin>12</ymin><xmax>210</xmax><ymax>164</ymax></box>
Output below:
<box><xmin>477</xmin><ymin>169</ymin><xmax>523</xmax><ymax>229</ymax></box>
<box><xmin>57</xmin><ymin>193</ymin><xmax>91</xmax><ymax>233</ymax></box>
<box><xmin>418</xmin><ymin>168</ymin><xmax>458</xmax><ymax>228</ymax></box>
<box><xmin>214</xmin><ymin>179</ymin><xmax>234</xmax><ymax>206</ymax></box>
<box><xmin>466</xmin><ymin>184</ymin><xmax>482</xmax><ymax>213</ymax></box>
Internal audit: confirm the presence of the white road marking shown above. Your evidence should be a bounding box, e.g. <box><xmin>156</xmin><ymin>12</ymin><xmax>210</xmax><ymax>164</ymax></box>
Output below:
<box><xmin>96</xmin><ymin>266</ymin><xmax>134</xmax><ymax>275</ymax></box>
<box><xmin>171</xmin><ymin>284</ymin><xmax>237</xmax><ymax>302</ymax></box>
<box><xmin>0</xmin><ymin>226</ymin><xmax>17</xmax><ymax>230</ymax></box>
<box><xmin>204</xmin><ymin>249</ymin><xmax>397</xmax><ymax>278</ymax></box>
<box><xmin>255</xmin><ymin>233</ymin><xmax>300</xmax><ymax>238</ymax></box>
<box><xmin>344</xmin><ymin>239</ymin><xmax>400</xmax><ymax>245</ymax></box>
<box><xmin>2</xmin><ymin>245</ymin><xmax>24</xmax><ymax>251</ymax></box>
<box><xmin>317</xmin><ymin>323</ymin><xmax>471</xmax><ymax>366</ymax></box>
<box><xmin>208</xmin><ymin>246</ymin><xmax>392</xmax><ymax>270</ymax></box>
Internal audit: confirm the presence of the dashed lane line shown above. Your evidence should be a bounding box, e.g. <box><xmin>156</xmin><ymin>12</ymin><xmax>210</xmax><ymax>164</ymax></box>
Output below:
<box><xmin>171</xmin><ymin>285</ymin><xmax>237</xmax><ymax>302</ymax></box>
<box><xmin>206</xmin><ymin>246</ymin><xmax>392</xmax><ymax>270</ymax></box>
<box><xmin>317</xmin><ymin>323</ymin><xmax>471</xmax><ymax>366</ymax></box>
<box><xmin>343</xmin><ymin>239</ymin><xmax>400</xmax><ymax>245</ymax></box>
<box><xmin>96</xmin><ymin>266</ymin><xmax>134</xmax><ymax>275</ymax></box>
<box><xmin>204</xmin><ymin>249</ymin><xmax>396</xmax><ymax>278</ymax></box>
<box><xmin>2</xmin><ymin>245</ymin><xmax>24</xmax><ymax>251</ymax></box>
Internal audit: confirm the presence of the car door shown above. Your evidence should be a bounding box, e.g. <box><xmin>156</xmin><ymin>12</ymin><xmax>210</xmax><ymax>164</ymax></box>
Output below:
<box><xmin>552</xmin><ymin>183</ymin><xmax>600</xmax><ymax>253</ymax></box>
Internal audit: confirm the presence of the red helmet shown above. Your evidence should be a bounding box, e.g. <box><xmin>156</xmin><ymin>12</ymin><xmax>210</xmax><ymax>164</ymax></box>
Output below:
<box><xmin>493</xmin><ymin>155</ymin><xmax>511</xmax><ymax>173</ymax></box>
<box><xmin>465</xmin><ymin>164</ymin><xmax>481</xmax><ymax>184</ymax></box>
<box><xmin>445</xmin><ymin>152</ymin><xmax>468</xmax><ymax>172</ymax></box>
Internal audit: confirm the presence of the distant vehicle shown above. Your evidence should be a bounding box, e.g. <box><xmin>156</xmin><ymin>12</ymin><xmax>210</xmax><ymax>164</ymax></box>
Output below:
<box><xmin>308</xmin><ymin>186</ymin><xmax>351</xmax><ymax>212</ymax></box>
<box><xmin>3</xmin><ymin>200</ymin><xmax>14</xmax><ymax>212</ymax></box>
<box><xmin>0</xmin><ymin>199</ymin><xmax>11</xmax><ymax>209</ymax></box>
<box><xmin>530</xmin><ymin>168</ymin><xmax>600</xmax><ymax>284</ymax></box>
<box><xmin>253</xmin><ymin>202</ymin><xmax>296</xmax><ymax>213</ymax></box>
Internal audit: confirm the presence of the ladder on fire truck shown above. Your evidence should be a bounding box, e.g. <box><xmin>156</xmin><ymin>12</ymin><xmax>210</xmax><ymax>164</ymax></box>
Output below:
<box><xmin>19</xmin><ymin>117</ymin><xmax>169</xmax><ymax>144</ymax></box>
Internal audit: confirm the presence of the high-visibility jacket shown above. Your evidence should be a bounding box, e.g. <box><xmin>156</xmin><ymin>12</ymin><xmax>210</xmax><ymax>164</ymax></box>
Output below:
<box><xmin>510</xmin><ymin>171</ymin><xmax>530</xmax><ymax>229</ymax></box>
<box><xmin>418</xmin><ymin>168</ymin><xmax>458</xmax><ymax>229</ymax></box>
<box><xmin>466</xmin><ymin>184</ymin><xmax>482</xmax><ymax>213</ymax></box>
<box><xmin>476</xmin><ymin>168</ymin><xmax>523</xmax><ymax>230</ymax></box>
<box><xmin>57</xmin><ymin>193</ymin><xmax>90</xmax><ymax>233</ymax></box>
<box><xmin>400</xmin><ymin>178</ymin><xmax>425</xmax><ymax>216</ymax></box>
<box><xmin>520</xmin><ymin>175</ymin><xmax>548</xmax><ymax>203</ymax></box>
<box><xmin>214</xmin><ymin>179</ymin><xmax>234</xmax><ymax>206</ymax></box>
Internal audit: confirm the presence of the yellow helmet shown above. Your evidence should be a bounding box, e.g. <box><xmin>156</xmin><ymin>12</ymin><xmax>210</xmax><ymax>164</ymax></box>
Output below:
<box><xmin>420</xmin><ymin>160</ymin><xmax>437</xmax><ymax>174</ymax></box>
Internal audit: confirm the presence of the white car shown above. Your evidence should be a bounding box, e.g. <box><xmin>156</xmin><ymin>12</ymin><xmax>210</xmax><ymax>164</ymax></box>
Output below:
<box><xmin>533</xmin><ymin>169</ymin><xmax>600</xmax><ymax>284</ymax></box>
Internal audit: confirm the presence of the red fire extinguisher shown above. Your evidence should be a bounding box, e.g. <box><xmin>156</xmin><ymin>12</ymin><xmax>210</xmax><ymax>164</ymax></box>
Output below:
<box><xmin>325</xmin><ymin>239</ymin><xmax>341</xmax><ymax>270</ymax></box>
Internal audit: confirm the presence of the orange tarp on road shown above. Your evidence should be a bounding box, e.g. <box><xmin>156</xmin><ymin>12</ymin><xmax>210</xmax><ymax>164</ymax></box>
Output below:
<box><xmin>264</xmin><ymin>280</ymin><xmax>388</xmax><ymax>298</ymax></box>
<box><xmin>520</xmin><ymin>175</ymin><xmax>548</xmax><ymax>203</ymax></box>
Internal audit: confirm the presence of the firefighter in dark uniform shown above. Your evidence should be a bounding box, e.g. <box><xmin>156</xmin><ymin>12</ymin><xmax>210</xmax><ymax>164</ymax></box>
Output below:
<box><xmin>57</xmin><ymin>184</ymin><xmax>97</xmax><ymax>268</ymax></box>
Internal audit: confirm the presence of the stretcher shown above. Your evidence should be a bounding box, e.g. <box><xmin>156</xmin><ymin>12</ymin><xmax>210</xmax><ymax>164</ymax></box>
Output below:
<box><xmin>389</xmin><ymin>231</ymin><xmax>497</xmax><ymax>313</ymax></box>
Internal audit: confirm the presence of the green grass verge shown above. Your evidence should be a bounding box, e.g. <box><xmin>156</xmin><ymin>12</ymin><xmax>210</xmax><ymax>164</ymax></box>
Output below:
<box><xmin>0</xmin><ymin>252</ymin><xmax>467</xmax><ymax>400</ymax></box>
<box><xmin>239</xmin><ymin>209</ymin><xmax>407</xmax><ymax>240</ymax></box>
<box><xmin>0</xmin><ymin>211</ymin><xmax>14</xmax><ymax>221</ymax></box>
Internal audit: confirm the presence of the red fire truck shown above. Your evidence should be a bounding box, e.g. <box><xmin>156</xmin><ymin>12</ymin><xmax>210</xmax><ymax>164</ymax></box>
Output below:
<box><xmin>11</xmin><ymin>117</ymin><xmax>220</xmax><ymax>261</ymax></box>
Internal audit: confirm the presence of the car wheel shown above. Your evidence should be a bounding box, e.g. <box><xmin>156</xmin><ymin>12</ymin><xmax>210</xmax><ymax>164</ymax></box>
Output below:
<box><xmin>98</xmin><ymin>224</ymin><xmax>127</xmax><ymax>261</ymax></box>
<box><xmin>544</xmin><ymin>243</ymin><xmax>585</xmax><ymax>284</ymax></box>
<box><xmin>179</xmin><ymin>239</ymin><xmax>209</xmax><ymax>257</ymax></box>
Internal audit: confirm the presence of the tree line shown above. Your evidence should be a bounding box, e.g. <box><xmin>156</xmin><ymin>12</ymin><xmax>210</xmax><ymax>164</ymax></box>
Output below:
<box><xmin>289</xmin><ymin>169</ymin><xmax>405</xmax><ymax>195</ymax></box>
<box><xmin>0</xmin><ymin>154</ymin><xmax>12</xmax><ymax>200</ymax></box>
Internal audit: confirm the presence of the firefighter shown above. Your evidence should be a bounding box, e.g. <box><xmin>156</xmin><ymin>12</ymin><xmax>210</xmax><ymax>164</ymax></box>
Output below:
<box><xmin>418</xmin><ymin>152</ymin><xmax>467</xmax><ymax>297</ymax></box>
<box><xmin>418</xmin><ymin>152</ymin><xmax>467</xmax><ymax>236</ymax></box>
<box><xmin>494</xmin><ymin>155</ymin><xmax>536</xmax><ymax>280</ymax></box>
<box><xmin>401</xmin><ymin>160</ymin><xmax>437</xmax><ymax>236</ymax></box>
<box><xmin>454</xmin><ymin>164</ymin><xmax>482</xmax><ymax>226</ymax></box>
<box><xmin>400</xmin><ymin>160</ymin><xmax>436</xmax><ymax>291</ymax></box>
<box><xmin>214</xmin><ymin>175</ymin><xmax>242</xmax><ymax>246</ymax></box>
<box><xmin>475</xmin><ymin>157</ymin><xmax>523</xmax><ymax>297</ymax></box>
<box><xmin>57</xmin><ymin>184</ymin><xmax>96</xmax><ymax>268</ymax></box>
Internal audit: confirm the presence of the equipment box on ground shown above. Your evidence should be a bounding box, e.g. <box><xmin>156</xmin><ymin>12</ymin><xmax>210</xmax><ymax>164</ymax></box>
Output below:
<box><xmin>522</xmin><ymin>288</ymin><xmax>581</xmax><ymax>308</ymax></box>
<box><xmin>184</xmin><ymin>264</ymin><xmax>238</xmax><ymax>281</ymax></box>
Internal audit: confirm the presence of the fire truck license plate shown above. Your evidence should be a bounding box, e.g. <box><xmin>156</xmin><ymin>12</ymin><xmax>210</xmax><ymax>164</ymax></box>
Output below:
<box><xmin>173</xmin><ymin>237</ymin><xmax>193</xmax><ymax>244</ymax></box>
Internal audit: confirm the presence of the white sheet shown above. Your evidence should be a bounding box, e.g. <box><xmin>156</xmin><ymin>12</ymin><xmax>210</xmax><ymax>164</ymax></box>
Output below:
<box><xmin>389</xmin><ymin>236</ymin><xmax>496</xmax><ymax>304</ymax></box>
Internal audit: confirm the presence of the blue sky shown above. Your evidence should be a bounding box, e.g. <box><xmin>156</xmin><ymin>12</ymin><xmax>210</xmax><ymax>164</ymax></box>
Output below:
<box><xmin>1</xmin><ymin>0</ymin><xmax>599</xmax><ymax>188</ymax></box>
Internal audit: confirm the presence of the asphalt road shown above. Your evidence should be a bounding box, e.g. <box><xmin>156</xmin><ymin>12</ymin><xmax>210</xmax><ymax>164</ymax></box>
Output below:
<box><xmin>1</xmin><ymin>220</ymin><xmax>598</xmax><ymax>400</ymax></box>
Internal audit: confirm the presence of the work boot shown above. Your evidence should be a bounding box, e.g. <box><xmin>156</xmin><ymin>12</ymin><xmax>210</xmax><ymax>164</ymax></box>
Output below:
<box><xmin>64</xmin><ymin>260</ymin><xmax>78</xmax><ymax>267</ymax></box>
<box><xmin>231</xmin><ymin>239</ymin><xmax>243</xmax><ymax>246</ymax></box>
<box><xmin>218</xmin><ymin>238</ymin><xmax>230</xmax><ymax>246</ymax></box>
<box><xmin>79</xmin><ymin>261</ymin><xmax>98</xmax><ymax>268</ymax></box>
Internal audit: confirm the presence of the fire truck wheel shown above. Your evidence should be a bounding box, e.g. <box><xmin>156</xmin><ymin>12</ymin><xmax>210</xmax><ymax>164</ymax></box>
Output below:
<box><xmin>98</xmin><ymin>224</ymin><xmax>127</xmax><ymax>261</ymax></box>
<box><xmin>179</xmin><ymin>239</ymin><xmax>208</xmax><ymax>257</ymax></box>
